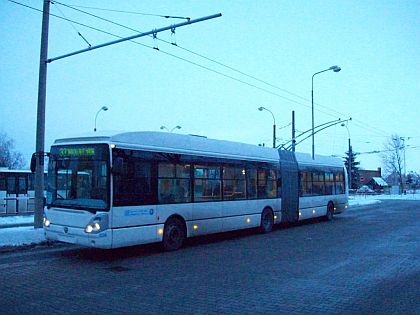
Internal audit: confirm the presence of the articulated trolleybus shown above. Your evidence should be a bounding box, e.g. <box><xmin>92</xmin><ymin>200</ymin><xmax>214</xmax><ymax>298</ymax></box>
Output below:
<box><xmin>41</xmin><ymin>131</ymin><xmax>348</xmax><ymax>250</ymax></box>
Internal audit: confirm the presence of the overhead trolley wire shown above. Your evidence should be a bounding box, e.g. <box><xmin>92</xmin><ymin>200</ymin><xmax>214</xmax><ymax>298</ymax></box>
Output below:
<box><xmin>60</xmin><ymin>3</ymin><xmax>190</xmax><ymax>20</ymax></box>
<box><xmin>50</xmin><ymin>1</ymin><xmax>338</xmax><ymax>115</ymax></box>
<box><xmin>53</xmin><ymin>2</ymin><xmax>391</xmax><ymax>138</ymax></box>
<box><xmin>7</xmin><ymin>0</ymin><xmax>392</xmax><ymax>139</ymax></box>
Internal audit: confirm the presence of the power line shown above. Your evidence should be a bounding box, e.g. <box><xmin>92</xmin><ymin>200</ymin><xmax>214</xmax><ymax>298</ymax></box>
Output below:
<box><xmin>7</xmin><ymin>0</ymin><xmax>392</xmax><ymax>139</ymax></box>
<box><xmin>6</xmin><ymin>0</ymin><xmax>153</xmax><ymax>50</ymax></box>
<box><xmin>56</xmin><ymin>4</ymin><xmax>391</xmax><ymax>138</ymax></box>
<box><xmin>51</xmin><ymin>1</ymin><xmax>91</xmax><ymax>48</ymax></box>
<box><xmin>50</xmin><ymin>1</ymin><xmax>342</xmax><ymax>115</ymax></box>
<box><xmin>55</xmin><ymin>3</ymin><xmax>391</xmax><ymax>138</ymax></box>
<box><xmin>61</xmin><ymin>3</ymin><xmax>190</xmax><ymax>20</ymax></box>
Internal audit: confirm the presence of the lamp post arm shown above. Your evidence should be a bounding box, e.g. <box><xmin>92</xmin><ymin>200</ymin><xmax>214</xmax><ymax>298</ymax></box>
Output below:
<box><xmin>94</xmin><ymin>108</ymin><xmax>102</xmax><ymax>132</ymax></box>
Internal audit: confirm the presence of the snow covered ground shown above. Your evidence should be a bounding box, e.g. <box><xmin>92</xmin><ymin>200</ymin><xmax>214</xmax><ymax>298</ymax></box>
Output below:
<box><xmin>1</xmin><ymin>193</ymin><xmax>419</xmax><ymax>249</ymax></box>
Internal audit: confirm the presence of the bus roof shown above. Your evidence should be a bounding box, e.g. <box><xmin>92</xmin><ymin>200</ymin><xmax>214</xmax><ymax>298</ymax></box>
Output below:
<box><xmin>294</xmin><ymin>151</ymin><xmax>344</xmax><ymax>168</ymax></box>
<box><xmin>54</xmin><ymin>131</ymin><xmax>280</xmax><ymax>162</ymax></box>
<box><xmin>53</xmin><ymin>131</ymin><xmax>345</xmax><ymax>166</ymax></box>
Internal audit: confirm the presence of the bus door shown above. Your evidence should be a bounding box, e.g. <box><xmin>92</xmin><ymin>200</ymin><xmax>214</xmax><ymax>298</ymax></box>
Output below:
<box><xmin>192</xmin><ymin>164</ymin><xmax>222</xmax><ymax>234</ymax></box>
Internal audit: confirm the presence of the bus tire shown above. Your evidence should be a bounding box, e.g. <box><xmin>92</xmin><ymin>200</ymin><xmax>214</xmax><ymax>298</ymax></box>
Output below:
<box><xmin>325</xmin><ymin>202</ymin><xmax>334</xmax><ymax>221</ymax></box>
<box><xmin>162</xmin><ymin>217</ymin><xmax>186</xmax><ymax>251</ymax></box>
<box><xmin>260</xmin><ymin>208</ymin><xmax>274</xmax><ymax>233</ymax></box>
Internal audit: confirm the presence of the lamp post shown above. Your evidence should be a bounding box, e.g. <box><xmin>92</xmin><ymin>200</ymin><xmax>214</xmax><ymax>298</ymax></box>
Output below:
<box><xmin>94</xmin><ymin>106</ymin><xmax>108</xmax><ymax>132</ymax></box>
<box><xmin>311</xmin><ymin>65</ymin><xmax>341</xmax><ymax>159</ymax></box>
<box><xmin>341</xmin><ymin>121</ymin><xmax>352</xmax><ymax>190</ymax></box>
<box><xmin>160</xmin><ymin>125</ymin><xmax>182</xmax><ymax>132</ymax></box>
<box><xmin>258</xmin><ymin>106</ymin><xmax>276</xmax><ymax>148</ymax></box>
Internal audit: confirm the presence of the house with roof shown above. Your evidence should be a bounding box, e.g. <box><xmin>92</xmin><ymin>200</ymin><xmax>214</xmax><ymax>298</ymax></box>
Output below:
<box><xmin>366</xmin><ymin>177</ymin><xmax>388</xmax><ymax>192</ymax></box>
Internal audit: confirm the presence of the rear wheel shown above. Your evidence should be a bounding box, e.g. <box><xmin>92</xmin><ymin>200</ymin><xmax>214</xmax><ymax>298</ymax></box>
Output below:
<box><xmin>260</xmin><ymin>208</ymin><xmax>274</xmax><ymax>233</ymax></box>
<box><xmin>162</xmin><ymin>217</ymin><xmax>186</xmax><ymax>251</ymax></box>
<box><xmin>325</xmin><ymin>202</ymin><xmax>334</xmax><ymax>221</ymax></box>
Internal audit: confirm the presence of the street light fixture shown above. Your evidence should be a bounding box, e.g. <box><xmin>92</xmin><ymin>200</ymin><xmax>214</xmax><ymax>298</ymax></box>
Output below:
<box><xmin>311</xmin><ymin>65</ymin><xmax>341</xmax><ymax>159</ymax></box>
<box><xmin>94</xmin><ymin>106</ymin><xmax>109</xmax><ymax>132</ymax></box>
<box><xmin>258</xmin><ymin>106</ymin><xmax>276</xmax><ymax>148</ymax></box>
<box><xmin>160</xmin><ymin>125</ymin><xmax>182</xmax><ymax>133</ymax></box>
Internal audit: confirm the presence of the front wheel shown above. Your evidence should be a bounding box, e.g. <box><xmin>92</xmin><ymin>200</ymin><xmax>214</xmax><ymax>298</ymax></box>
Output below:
<box><xmin>325</xmin><ymin>202</ymin><xmax>334</xmax><ymax>221</ymax></box>
<box><xmin>260</xmin><ymin>208</ymin><xmax>274</xmax><ymax>233</ymax></box>
<box><xmin>162</xmin><ymin>217</ymin><xmax>186</xmax><ymax>251</ymax></box>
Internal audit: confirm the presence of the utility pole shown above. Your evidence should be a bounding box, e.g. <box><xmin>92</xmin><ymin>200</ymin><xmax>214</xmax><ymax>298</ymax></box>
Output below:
<box><xmin>348</xmin><ymin>138</ymin><xmax>352</xmax><ymax>190</ymax></box>
<box><xmin>272</xmin><ymin>123</ymin><xmax>276</xmax><ymax>149</ymax></box>
<box><xmin>33</xmin><ymin>4</ymin><xmax>221</xmax><ymax>228</ymax></box>
<box><xmin>291</xmin><ymin>110</ymin><xmax>296</xmax><ymax>152</ymax></box>
<box><xmin>34</xmin><ymin>0</ymin><xmax>50</xmax><ymax>228</ymax></box>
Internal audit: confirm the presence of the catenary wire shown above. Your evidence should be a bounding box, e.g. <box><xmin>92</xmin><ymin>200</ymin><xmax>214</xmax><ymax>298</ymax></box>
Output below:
<box><xmin>7</xmin><ymin>0</ymin><xmax>391</xmax><ymax>139</ymax></box>
<box><xmin>54</xmin><ymin>2</ymin><xmax>390</xmax><ymax>138</ymax></box>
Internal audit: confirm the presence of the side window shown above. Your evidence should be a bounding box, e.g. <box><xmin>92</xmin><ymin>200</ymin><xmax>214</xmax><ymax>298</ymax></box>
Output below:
<box><xmin>7</xmin><ymin>176</ymin><xmax>16</xmax><ymax>194</ymax></box>
<box><xmin>158</xmin><ymin>162</ymin><xmax>191</xmax><ymax>204</ymax></box>
<box><xmin>257</xmin><ymin>168</ymin><xmax>277</xmax><ymax>199</ymax></box>
<box><xmin>247</xmin><ymin>168</ymin><xmax>257</xmax><ymax>199</ymax></box>
<box><xmin>335</xmin><ymin>172</ymin><xmax>345</xmax><ymax>194</ymax></box>
<box><xmin>0</xmin><ymin>174</ymin><xmax>6</xmax><ymax>191</ymax></box>
<box><xmin>194</xmin><ymin>165</ymin><xmax>221</xmax><ymax>202</ymax></box>
<box><xmin>113</xmin><ymin>150</ymin><xmax>154</xmax><ymax>206</ymax></box>
<box><xmin>28</xmin><ymin>174</ymin><xmax>34</xmax><ymax>191</ymax></box>
<box><xmin>312</xmin><ymin>171</ymin><xmax>325</xmax><ymax>196</ymax></box>
<box><xmin>300</xmin><ymin>171</ymin><xmax>312</xmax><ymax>197</ymax></box>
<box><xmin>18</xmin><ymin>176</ymin><xmax>27</xmax><ymax>194</ymax></box>
<box><xmin>223</xmin><ymin>166</ymin><xmax>246</xmax><ymax>200</ymax></box>
<box><xmin>325</xmin><ymin>172</ymin><xmax>334</xmax><ymax>195</ymax></box>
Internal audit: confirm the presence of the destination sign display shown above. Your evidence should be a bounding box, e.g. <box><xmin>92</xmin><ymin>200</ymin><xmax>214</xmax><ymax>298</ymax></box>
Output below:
<box><xmin>51</xmin><ymin>144</ymin><xmax>109</xmax><ymax>160</ymax></box>
<box><xmin>58</xmin><ymin>148</ymin><xmax>96</xmax><ymax>157</ymax></box>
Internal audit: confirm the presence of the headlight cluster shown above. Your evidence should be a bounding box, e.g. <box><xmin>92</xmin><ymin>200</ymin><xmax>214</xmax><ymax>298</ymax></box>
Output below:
<box><xmin>85</xmin><ymin>214</ymin><xmax>109</xmax><ymax>234</ymax></box>
<box><xmin>43</xmin><ymin>216</ymin><xmax>51</xmax><ymax>227</ymax></box>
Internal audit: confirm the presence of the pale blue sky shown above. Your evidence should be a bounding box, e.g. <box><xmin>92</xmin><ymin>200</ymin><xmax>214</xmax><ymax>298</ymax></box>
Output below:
<box><xmin>1</xmin><ymin>0</ymin><xmax>419</xmax><ymax>173</ymax></box>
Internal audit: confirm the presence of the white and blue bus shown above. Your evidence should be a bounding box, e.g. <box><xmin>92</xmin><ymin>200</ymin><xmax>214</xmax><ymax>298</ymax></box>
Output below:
<box><xmin>40</xmin><ymin>131</ymin><xmax>348</xmax><ymax>250</ymax></box>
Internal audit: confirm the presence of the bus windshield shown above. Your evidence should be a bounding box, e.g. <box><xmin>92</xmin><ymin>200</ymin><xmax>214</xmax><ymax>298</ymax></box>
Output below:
<box><xmin>47</xmin><ymin>144</ymin><xmax>109</xmax><ymax>211</ymax></box>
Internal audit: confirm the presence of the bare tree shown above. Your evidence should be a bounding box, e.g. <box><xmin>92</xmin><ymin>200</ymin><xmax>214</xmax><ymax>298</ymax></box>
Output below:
<box><xmin>382</xmin><ymin>134</ymin><xmax>404</xmax><ymax>192</ymax></box>
<box><xmin>0</xmin><ymin>132</ymin><xmax>26</xmax><ymax>169</ymax></box>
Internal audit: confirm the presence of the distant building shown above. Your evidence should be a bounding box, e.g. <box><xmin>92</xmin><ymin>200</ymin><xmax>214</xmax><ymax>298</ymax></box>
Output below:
<box><xmin>366</xmin><ymin>177</ymin><xmax>388</xmax><ymax>192</ymax></box>
<box><xmin>359</xmin><ymin>168</ymin><xmax>382</xmax><ymax>185</ymax></box>
<box><xmin>359</xmin><ymin>168</ymin><xmax>388</xmax><ymax>192</ymax></box>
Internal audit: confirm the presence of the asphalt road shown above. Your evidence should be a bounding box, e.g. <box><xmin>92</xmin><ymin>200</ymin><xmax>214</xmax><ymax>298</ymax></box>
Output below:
<box><xmin>1</xmin><ymin>200</ymin><xmax>419</xmax><ymax>314</ymax></box>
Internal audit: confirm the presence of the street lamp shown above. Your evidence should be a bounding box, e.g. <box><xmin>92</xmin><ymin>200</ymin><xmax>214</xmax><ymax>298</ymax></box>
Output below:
<box><xmin>94</xmin><ymin>106</ymin><xmax>108</xmax><ymax>132</ymax></box>
<box><xmin>160</xmin><ymin>125</ymin><xmax>182</xmax><ymax>133</ymax></box>
<box><xmin>311</xmin><ymin>65</ymin><xmax>341</xmax><ymax>159</ymax></box>
<box><xmin>258</xmin><ymin>106</ymin><xmax>276</xmax><ymax>148</ymax></box>
<box><xmin>341</xmin><ymin>120</ymin><xmax>352</xmax><ymax>190</ymax></box>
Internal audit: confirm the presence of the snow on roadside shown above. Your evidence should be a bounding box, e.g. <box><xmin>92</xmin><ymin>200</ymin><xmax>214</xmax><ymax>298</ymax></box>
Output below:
<box><xmin>0</xmin><ymin>226</ymin><xmax>46</xmax><ymax>248</ymax></box>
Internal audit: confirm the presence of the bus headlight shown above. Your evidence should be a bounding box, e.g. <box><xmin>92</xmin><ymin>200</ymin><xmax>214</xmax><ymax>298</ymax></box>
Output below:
<box><xmin>43</xmin><ymin>216</ymin><xmax>51</xmax><ymax>227</ymax></box>
<box><xmin>85</xmin><ymin>214</ymin><xmax>109</xmax><ymax>234</ymax></box>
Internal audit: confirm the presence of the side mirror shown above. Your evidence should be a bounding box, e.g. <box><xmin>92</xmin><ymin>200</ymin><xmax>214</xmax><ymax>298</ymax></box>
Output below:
<box><xmin>30</xmin><ymin>153</ymin><xmax>37</xmax><ymax>173</ymax></box>
<box><xmin>112</xmin><ymin>157</ymin><xmax>124</xmax><ymax>175</ymax></box>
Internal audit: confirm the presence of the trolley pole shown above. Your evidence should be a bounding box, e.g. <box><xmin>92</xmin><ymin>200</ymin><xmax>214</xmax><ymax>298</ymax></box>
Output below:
<box><xmin>34</xmin><ymin>0</ymin><xmax>50</xmax><ymax>228</ymax></box>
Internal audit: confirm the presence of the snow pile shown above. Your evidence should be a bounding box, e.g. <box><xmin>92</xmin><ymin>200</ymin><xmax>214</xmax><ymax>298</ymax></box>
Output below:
<box><xmin>0</xmin><ymin>226</ymin><xmax>45</xmax><ymax>248</ymax></box>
